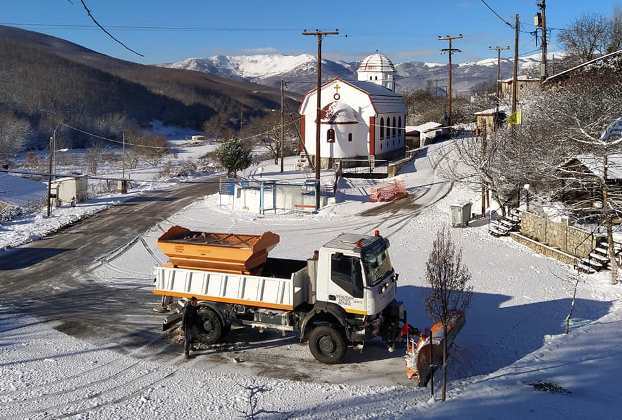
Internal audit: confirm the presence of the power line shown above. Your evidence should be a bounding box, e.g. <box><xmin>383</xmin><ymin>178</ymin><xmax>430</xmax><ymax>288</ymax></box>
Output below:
<box><xmin>0</xmin><ymin>22</ymin><xmax>301</xmax><ymax>33</ymax></box>
<box><xmin>76</xmin><ymin>0</ymin><xmax>144</xmax><ymax>57</ymax></box>
<box><xmin>479</xmin><ymin>0</ymin><xmax>514</xmax><ymax>28</ymax></box>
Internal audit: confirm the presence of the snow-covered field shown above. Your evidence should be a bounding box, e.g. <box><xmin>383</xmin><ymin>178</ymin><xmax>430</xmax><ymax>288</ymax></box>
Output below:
<box><xmin>1</xmin><ymin>141</ymin><xmax>620</xmax><ymax>418</ymax></box>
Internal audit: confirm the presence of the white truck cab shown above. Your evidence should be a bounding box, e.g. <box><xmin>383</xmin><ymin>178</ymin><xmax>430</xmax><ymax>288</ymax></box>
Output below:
<box><xmin>315</xmin><ymin>233</ymin><xmax>397</xmax><ymax>316</ymax></box>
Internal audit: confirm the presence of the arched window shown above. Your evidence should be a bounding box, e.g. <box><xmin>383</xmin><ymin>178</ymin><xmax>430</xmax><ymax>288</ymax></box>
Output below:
<box><xmin>375</xmin><ymin>75</ymin><xmax>378</xmax><ymax>80</ymax></box>
<box><xmin>392</xmin><ymin>117</ymin><xmax>397</xmax><ymax>137</ymax></box>
<box><xmin>348</xmin><ymin>133</ymin><xmax>353</xmax><ymax>142</ymax></box>
<box><xmin>369</xmin><ymin>76</ymin><xmax>373</xmax><ymax>80</ymax></box>
<box><xmin>380</xmin><ymin>117</ymin><xmax>384</xmax><ymax>140</ymax></box>
<box><xmin>327</xmin><ymin>128</ymin><xmax>335</xmax><ymax>143</ymax></box>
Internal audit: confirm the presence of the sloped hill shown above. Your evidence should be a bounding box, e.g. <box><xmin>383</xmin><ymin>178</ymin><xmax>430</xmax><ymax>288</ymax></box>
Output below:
<box><xmin>0</xmin><ymin>26</ymin><xmax>285</xmax><ymax>144</ymax></box>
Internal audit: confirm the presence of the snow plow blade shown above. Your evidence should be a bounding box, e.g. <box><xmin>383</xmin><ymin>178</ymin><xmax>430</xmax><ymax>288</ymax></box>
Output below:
<box><xmin>162</xmin><ymin>312</ymin><xmax>182</xmax><ymax>331</ymax></box>
<box><xmin>405</xmin><ymin>311</ymin><xmax>465</xmax><ymax>387</ymax></box>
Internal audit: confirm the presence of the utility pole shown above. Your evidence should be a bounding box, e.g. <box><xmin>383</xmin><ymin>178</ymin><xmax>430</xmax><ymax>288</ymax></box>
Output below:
<box><xmin>536</xmin><ymin>0</ymin><xmax>548</xmax><ymax>80</ymax></box>
<box><xmin>280</xmin><ymin>80</ymin><xmax>286</xmax><ymax>173</ymax></box>
<box><xmin>438</xmin><ymin>34</ymin><xmax>463</xmax><ymax>127</ymax></box>
<box><xmin>489</xmin><ymin>46</ymin><xmax>510</xmax><ymax>127</ymax></box>
<box><xmin>122</xmin><ymin>131</ymin><xmax>126</xmax><ymax>180</ymax></box>
<box><xmin>47</xmin><ymin>125</ymin><xmax>58</xmax><ymax>217</ymax></box>
<box><xmin>511</xmin><ymin>15</ymin><xmax>520</xmax><ymax>124</ymax></box>
<box><xmin>302</xmin><ymin>29</ymin><xmax>339</xmax><ymax>211</ymax></box>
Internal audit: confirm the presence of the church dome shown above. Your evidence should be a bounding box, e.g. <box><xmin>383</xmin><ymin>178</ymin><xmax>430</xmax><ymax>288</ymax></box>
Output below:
<box><xmin>358</xmin><ymin>53</ymin><xmax>396</xmax><ymax>73</ymax></box>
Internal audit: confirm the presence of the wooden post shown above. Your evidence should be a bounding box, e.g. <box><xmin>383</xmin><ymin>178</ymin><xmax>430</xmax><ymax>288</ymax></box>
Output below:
<box><xmin>438</xmin><ymin>35</ymin><xmax>463</xmax><ymax>127</ymax></box>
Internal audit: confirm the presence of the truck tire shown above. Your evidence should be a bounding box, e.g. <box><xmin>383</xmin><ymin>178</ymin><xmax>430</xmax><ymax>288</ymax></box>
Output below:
<box><xmin>308</xmin><ymin>325</ymin><xmax>346</xmax><ymax>364</ymax></box>
<box><xmin>195</xmin><ymin>307</ymin><xmax>223</xmax><ymax>345</ymax></box>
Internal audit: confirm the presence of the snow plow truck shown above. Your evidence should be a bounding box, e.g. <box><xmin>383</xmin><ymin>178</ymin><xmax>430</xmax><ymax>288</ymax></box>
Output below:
<box><xmin>153</xmin><ymin>226</ymin><xmax>408</xmax><ymax>364</ymax></box>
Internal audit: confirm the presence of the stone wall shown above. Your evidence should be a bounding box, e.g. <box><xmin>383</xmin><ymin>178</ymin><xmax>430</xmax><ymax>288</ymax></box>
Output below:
<box><xmin>519</xmin><ymin>212</ymin><xmax>596</xmax><ymax>258</ymax></box>
<box><xmin>510</xmin><ymin>233</ymin><xmax>578</xmax><ymax>265</ymax></box>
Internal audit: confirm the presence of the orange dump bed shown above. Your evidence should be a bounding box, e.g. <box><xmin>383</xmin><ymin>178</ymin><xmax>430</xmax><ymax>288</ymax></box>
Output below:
<box><xmin>157</xmin><ymin>226</ymin><xmax>280</xmax><ymax>274</ymax></box>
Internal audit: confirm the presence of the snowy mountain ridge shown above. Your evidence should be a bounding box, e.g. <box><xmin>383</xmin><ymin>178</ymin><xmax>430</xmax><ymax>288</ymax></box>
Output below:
<box><xmin>163</xmin><ymin>51</ymin><xmax>563</xmax><ymax>93</ymax></box>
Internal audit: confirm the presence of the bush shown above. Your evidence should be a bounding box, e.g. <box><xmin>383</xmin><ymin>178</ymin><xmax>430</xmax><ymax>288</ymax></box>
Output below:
<box><xmin>215</xmin><ymin>138</ymin><xmax>252</xmax><ymax>177</ymax></box>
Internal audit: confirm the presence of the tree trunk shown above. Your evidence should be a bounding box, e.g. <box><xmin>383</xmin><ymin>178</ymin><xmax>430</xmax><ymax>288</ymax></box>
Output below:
<box><xmin>442</xmin><ymin>322</ymin><xmax>448</xmax><ymax>401</ymax></box>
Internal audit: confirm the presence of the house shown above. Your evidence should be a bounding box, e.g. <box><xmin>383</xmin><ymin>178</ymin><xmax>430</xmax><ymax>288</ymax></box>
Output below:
<box><xmin>405</xmin><ymin>122</ymin><xmax>447</xmax><ymax>148</ymax></box>
<box><xmin>543</xmin><ymin>49</ymin><xmax>622</xmax><ymax>86</ymax></box>
<box><xmin>474</xmin><ymin>106</ymin><xmax>508</xmax><ymax>135</ymax></box>
<box><xmin>298</xmin><ymin>53</ymin><xmax>407</xmax><ymax>168</ymax></box>
<box><xmin>499</xmin><ymin>76</ymin><xmax>541</xmax><ymax>100</ymax></box>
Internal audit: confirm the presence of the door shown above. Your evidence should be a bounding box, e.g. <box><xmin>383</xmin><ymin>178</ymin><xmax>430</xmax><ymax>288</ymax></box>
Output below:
<box><xmin>327</xmin><ymin>252</ymin><xmax>366</xmax><ymax>314</ymax></box>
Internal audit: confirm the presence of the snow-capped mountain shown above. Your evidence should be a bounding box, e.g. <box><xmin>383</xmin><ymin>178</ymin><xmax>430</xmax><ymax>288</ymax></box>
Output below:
<box><xmin>163</xmin><ymin>52</ymin><xmax>563</xmax><ymax>94</ymax></box>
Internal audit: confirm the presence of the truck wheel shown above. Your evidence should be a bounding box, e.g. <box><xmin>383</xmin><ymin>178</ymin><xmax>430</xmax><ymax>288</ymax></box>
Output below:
<box><xmin>195</xmin><ymin>308</ymin><xmax>223</xmax><ymax>345</ymax></box>
<box><xmin>308</xmin><ymin>325</ymin><xmax>346</xmax><ymax>364</ymax></box>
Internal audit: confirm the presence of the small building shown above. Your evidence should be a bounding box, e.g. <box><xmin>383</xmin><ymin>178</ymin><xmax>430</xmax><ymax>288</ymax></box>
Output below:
<box><xmin>499</xmin><ymin>76</ymin><xmax>541</xmax><ymax>100</ymax></box>
<box><xmin>191</xmin><ymin>135</ymin><xmax>206</xmax><ymax>142</ymax></box>
<box><xmin>299</xmin><ymin>53</ymin><xmax>407</xmax><ymax>168</ymax></box>
<box><xmin>474</xmin><ymin>106</ymin><xmax>508</xmax><ymax>135</ymax></box>
<box><xmin>405</xmin><ymin>122</ymin><xmax>447</xmax><ymax>148</ymax></box>
<box><xmin>50</xmin><ymin>175</ymin><xmax>88</xmax><ymax>206</ymax></box>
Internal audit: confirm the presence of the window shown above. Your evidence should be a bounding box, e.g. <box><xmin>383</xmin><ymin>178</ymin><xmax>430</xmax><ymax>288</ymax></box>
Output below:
<box><xmin>327</xmin><ymin>128</ymin><xmax>335</xmax><ymax>143</ymax></box>
<box><xmin>348</xmin><ymin>133</ymin><xmax>352</xmax><ymax>142</ymax></box>
<box><xmin>398</xmin><ymin>116</ymin><xmax>402</xmax><ymax>134</ymax></box>
<box><xmin>392</xmin><ymin>117</ymin><xmax>397</xmax><ymax>137</ymax></box>
<box><xmin>331</xmin><ymin>253</ymin><xmax>363</xmax><ymax>298</ymax></box>
<box><xmin>380</xmin><ymin>117</ymin><xmax>384</xmax><ymax>140</ymax></box>
<box><xmin>369</xmin><ymin>76</ymin><xmax>372</xmax><ymax>80</ymax></box>
<box><xmin>375</xmin><ymin>76</ymin><xmax>378</xmax><ymax>80</ymax></box>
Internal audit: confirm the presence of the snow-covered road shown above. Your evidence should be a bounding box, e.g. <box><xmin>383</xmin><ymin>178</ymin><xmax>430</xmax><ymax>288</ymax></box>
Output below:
<box><xmin>1</xmin><ymin>140</ymin><xmax>620</xmax><ymax>418</ymax></box>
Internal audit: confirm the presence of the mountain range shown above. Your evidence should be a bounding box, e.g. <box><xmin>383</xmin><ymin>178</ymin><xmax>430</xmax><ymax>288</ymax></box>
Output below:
<box><xmin>163</xmin><ymin>52</ymin><xmax>562</xmax><ymax>94</ymax></box>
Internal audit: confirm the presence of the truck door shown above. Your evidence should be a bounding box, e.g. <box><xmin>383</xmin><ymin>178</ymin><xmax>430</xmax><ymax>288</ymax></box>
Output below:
<box><xmin>327</xmin><ymin>253</ymin><xmax>366</xmax><ymax>314</ymax></box>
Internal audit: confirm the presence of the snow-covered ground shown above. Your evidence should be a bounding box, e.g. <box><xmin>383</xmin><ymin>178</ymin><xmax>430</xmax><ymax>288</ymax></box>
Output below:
<box><xmin>1</xmin><ymin>140</ymin><xmax>620</xmax><ymax>418</ymax></box>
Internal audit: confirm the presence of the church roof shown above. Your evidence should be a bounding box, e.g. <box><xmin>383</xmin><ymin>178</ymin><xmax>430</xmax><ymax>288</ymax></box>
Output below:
<box><xmin>358</xmin><ymin>53</ymin><xmax>396</xmax><ymax>73</ymax></box>
<box><xmin>299</xmin><ymin>78</ymin><xmax>406</xmax><ymax>115</ymax></box>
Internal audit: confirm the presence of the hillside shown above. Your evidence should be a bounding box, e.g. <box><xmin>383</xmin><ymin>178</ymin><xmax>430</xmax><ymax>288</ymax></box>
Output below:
<box><xmin>0</xmin><ymin>26</ymin><xmax>285</xmax><ymax>146</ymax></box>
<box><xmin>164</xmin><ymin>52</ymin><xmax>565</xmax><ymax>94</ymax></box>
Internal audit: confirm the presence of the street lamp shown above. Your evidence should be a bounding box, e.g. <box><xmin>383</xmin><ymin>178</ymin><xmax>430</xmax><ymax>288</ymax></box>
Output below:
<box><xmin>46</xmin><ymin>124</ymin><xmax>67</xmax><ymax>217</ymax></box>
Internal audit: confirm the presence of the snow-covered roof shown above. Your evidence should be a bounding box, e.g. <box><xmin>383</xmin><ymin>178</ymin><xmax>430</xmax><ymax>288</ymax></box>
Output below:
<box><xmin>570</xmin><ymin>154</ymin><xmax>622</xmax><ymax>180</ymax></box>
<box><xmin>0</xmin><ymin>173</ymin><xmax>47</xmax><ymax>207</ymax></box>
<box><xmin>500</xmin><ymin>76</ymin><xmax>540</xmax><ymax>83</ymax></box>
<box><xmin>357</xmin><ymin>53</ymin><xmax>396</xmax><ymax>73</ymax></box>
<box><xmin>544</xmin><ymin>49</ymin><xmax>622</xmax><ymax>85</ymax></box>
<box><xmin>474</xmin><ymin>105</ymin><xmax>509</xmax><ymax>116</ymax></box>
<box><xmin>406</xmin><ymin>122</ymin><xmax>443</xmax><ymax>133</ymax></box>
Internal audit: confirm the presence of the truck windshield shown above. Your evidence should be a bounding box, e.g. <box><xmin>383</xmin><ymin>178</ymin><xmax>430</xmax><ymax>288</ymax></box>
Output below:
<box><xmin>362</xmin><ymin>246</ymin><xmax>393</xmax><ymax>286</ymax></box>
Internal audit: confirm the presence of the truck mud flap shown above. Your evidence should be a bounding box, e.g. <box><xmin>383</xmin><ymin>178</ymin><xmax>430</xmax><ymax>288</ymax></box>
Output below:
<box><xmin>162</xmin><ymin>313</ymin><xmax>182</xmax><ymax>331</ymax></box>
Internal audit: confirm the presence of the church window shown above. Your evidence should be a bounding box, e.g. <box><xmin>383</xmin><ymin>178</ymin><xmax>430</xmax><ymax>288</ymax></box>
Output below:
<box><xmin>348</xmin><ymin>133</ymin><xmax>353</xmax><ymax>142</ymax></box>
<box><xmin>327</xmin><ymin>128</ymin><xmax>335</xmax><ymax>143</ymax></box>
<box><xmin>392</xmin><ymin>117</ymin><xmax>397</xmax><ymax>137</ymax></box>
<box><xmin>375</xmin><ymin>76</ymin><xmax>378</xmax><ymax>80</ymax></box>
<box><xmin>380</xmin><ymin>117</ymin><xmax>384</xmax><ymax>140</ymax></box>
<box><xmin>370</xmin><ymin>76</ymin><xmax>372</xmax><ymax>80</ymax></box>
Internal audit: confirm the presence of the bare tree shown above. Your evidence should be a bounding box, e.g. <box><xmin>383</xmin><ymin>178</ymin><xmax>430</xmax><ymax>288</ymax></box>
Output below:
<box><xmin>0</xmin><ymin>112</ymin><xmax>31</xmax><ymax>161</ymax></box>
<box><xmin>425</xmin><ymin>226</ymin><xmax>472</xmax><ymax>401</ymax></box>
<box><xmin>559</xmin><ymin>14</ymin><xmax>613</xmax><ymax>62</ymax></box>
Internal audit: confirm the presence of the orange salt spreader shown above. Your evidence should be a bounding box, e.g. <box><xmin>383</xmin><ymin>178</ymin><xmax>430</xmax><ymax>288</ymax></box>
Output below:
<box><xmin>156</xmin><ymin>225</ymin><xmax>280</xmax><ymax>274</ymax></box>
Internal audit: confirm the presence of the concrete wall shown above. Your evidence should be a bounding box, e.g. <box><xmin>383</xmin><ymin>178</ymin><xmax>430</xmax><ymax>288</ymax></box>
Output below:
<box><xmin>519</xmin><ymin>211</ymin><xmax>596</xmax><ymax>258</ymax></box>
<box><xmin>230</xmin><ymin>183</ymin><xmax>335</xmax><ymax>214</ymax></box>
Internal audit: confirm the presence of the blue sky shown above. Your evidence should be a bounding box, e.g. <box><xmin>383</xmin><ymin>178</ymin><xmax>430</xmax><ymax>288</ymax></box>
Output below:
<box><xmin>3</xmin><ymin>1</ymin><xmax>619</xmax><ymax>64</ymax></box>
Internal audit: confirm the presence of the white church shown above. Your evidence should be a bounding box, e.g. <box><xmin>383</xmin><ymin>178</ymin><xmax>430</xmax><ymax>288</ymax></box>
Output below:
<box><xmin>298</xmin><ymin>53</ymin><xmax>406</xmax><ymax>167</ymax></box>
